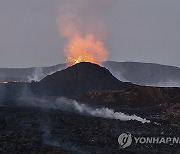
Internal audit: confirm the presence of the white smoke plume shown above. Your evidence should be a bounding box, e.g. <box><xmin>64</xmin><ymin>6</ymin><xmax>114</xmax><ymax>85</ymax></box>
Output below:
<box><xmin>18</xmin><ymin>97</ymin><xmax>150</xmax><ymax>124</ymax></box>
<box><xmin>73</xmin><ymin>101</ymin><xmax>150</xmax><ymax>123</ymax></box>
<box><xmin>27</xmin><ymin>65</ymin><xmax>66</xmax><ymax>82</ymax></box>
<box><xmin>28</xmin><ymin>67</ymin><xmax>44</xmax><ymax>82</ymax></box>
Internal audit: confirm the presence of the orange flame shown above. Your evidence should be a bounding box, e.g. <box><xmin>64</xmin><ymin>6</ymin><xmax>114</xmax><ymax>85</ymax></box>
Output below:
<box><xmin>57</xmin><ymin>2</ymin><xmax>109</xmax><ymax>67</ymax></box>
<box><xmin>65</xmin><ymin>33</ymin><xmax>108</xmax><ymax>66</ymax></box>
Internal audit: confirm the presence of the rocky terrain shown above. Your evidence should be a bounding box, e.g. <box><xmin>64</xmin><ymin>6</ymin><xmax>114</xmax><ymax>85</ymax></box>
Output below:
<box><xmin>0</xmin><ymin>101</ymin><xmax>180</xmax><ymax>153</ymax></box>
<box><xmin>0</xmin><ymin>62</ymin><xmax>180</xmax><ymax>153</ymax></box>
<box><xmin>79</xmin><ymin>87</ymin><xmax>180</xmax><ymax>108</ymax></box>
<box><xmin>79</xmin><ymin>86</ymin><xmax>180</xmax><ymax>127</ymax></box>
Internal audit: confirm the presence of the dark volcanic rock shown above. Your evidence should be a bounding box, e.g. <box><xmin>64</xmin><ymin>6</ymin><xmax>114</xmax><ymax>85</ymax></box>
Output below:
<box><xmin>0</xmin><ymin>104</ymin><xmax>180</xmax><ymax>153</ymax></box>
<box><xmin>0</xmin><ymin>116</ymin><xmax>6</xmax><ymax>129</ymax></box>
<box><xmin>0</xmin><ymin>62</ymin><xmax>133</xmax><ymax>99</ymax></box>
<box><xmin>171</xmin><ymin>94</ymin><xmax>180</xmax><ymax>104</ymax></box>
<box><xmin>79</xmin><ymin>86</ymin><xmax>180</xmax><ymax>109</ymax></box>
<box><xmin>38</xmin><ymin>62</ymin><xmax>133</xmax><ymax>97</ymax></box>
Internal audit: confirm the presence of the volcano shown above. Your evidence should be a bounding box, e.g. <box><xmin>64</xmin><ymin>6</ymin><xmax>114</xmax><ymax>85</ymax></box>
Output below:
<box><xmin>1</xmin><ymin>61</ymin><xmax>180</xmax><ymax>87</ymax></box>
<box><xmin>1</xmin><ymin>64</ymin><xmax>180</xmax><ymax>154</ymax></box>
<box><xmin>37</xmin><ymin>62</ymin><xmax>133</xmax><ymax>97</ymax></box>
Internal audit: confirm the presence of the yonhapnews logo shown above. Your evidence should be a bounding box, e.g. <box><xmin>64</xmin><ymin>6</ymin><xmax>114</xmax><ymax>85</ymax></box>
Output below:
<box><xmin>118</xmin><ymin>132</ymin><xmax>132</xmax><ymax>148</ymax></box>
<box><xmin>118</xmin><ymin>132</ymin><xmax>180</xmax><ymax>149</ymax></box>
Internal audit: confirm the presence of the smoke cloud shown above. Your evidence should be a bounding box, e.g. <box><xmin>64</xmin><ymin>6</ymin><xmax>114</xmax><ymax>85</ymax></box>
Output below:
<box><xmin>56</xmin><ymin>0</ymin><xmax>117</xmax><ymax>66</ymax></box>
<box><xmin>18</xmin><ymin>96</ymin><xmax>150</xmax><ymax>124</ymax></box>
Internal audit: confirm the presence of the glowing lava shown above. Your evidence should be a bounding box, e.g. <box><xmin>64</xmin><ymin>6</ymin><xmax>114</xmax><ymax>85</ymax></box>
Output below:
<box><xmin>65</xmin><ymin>34</ymin><xmax>108</xmax><ymax>67</ymax></box>
<box><xmin>0</xmin><ymin>81</ymin><xmax>8</xmax><ymax>84</ymax></box>
<box><xmin>0</xmin><ymin>81</ymin><xmax>19</xmax><ymax>84</ymax></box>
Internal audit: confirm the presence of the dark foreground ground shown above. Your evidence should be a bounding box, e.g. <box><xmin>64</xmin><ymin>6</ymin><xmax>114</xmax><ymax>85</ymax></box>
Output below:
<box><xmin>0</xmin><ymin>101</ymin><xmax>180</xmax><ymax>154</ymax></box>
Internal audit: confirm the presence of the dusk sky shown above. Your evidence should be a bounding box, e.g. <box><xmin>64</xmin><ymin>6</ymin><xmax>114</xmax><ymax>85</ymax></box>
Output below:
<box><xmin>0</xmin><ymin>0</ymin><xmax>180</xmax><ymax>68</ymax></box>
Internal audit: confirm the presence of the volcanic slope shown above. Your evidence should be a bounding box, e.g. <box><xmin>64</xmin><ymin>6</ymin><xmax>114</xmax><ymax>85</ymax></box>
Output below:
<box><xmin>38</xmin><ymin>62</ymin><xmax>133</xmax><ymax>97</ymax></box>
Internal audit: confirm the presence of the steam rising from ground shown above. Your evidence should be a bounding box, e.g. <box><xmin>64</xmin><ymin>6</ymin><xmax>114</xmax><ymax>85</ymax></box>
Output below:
<box><xmin>27</xmin><ymin>68</ymin><xmax>45</xmax><ymax>82</ymax></box>
<box><xmin>19</xmin><ymin>97</ymin><xmax>150</xmax><ymax>123</ymax></box>
<box><xmin>56</xmin><ymin>0</ymin><xmax>117</xmax><ymax>66</ymax></box>
<box><xmin>27</xmin><ymin>65</ymin><xmax>66</xmax><ymax>82</ymax></box>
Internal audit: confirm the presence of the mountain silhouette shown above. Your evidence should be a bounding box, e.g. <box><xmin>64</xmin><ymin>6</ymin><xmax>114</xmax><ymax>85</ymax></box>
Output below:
<box><xmin>38</xmin><ymin>62</ymin><xmax>133</xmax><ymax>97</ymax></box>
